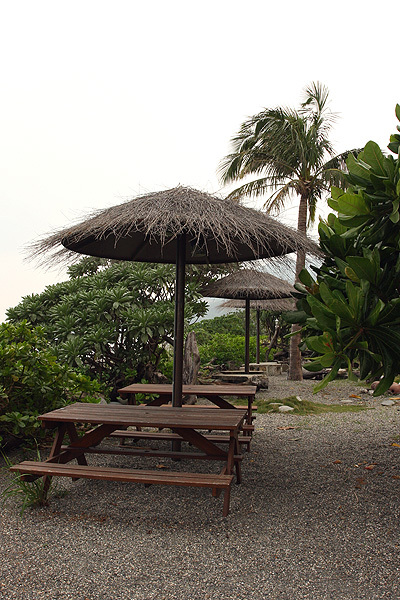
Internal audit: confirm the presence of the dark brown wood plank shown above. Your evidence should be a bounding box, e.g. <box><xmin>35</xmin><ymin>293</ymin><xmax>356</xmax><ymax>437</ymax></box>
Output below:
<box><xmin>11</xmin><ymin>461</ymin><xmax>233</xmax><ymax>488</ymax></box>
<box><xmin>39</xmin><ymin>404</ymin><xmax>246</xmax><ymax>431</ymax></box>
<box><xmin>60</xmin><ymin>444</ymin><xmax>243</xmax><ymax>462</ymax></box>
<box><xmin>118</xmin><ymin>383</ymin><xmax>256</xmax><ymax>398</ymax></box>
<box><xmin>109</xmin><ymin>430</ymin><xmax>251</xmax><ymax>446</ymax></box>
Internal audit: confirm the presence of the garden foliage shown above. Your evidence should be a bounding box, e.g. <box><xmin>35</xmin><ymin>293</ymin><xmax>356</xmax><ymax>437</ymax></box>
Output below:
<box><xmin>286</xmin><ymin>106</ymin><xmax>400</xmax><ymax>394</ymax></box>
<box><xmin>0</xmin><ymin>321</ymin><xmax>100</xmax><ymax>445</ymax></box>
<box><xmin>6</xmin><ymin>259</ymin><xmax>212</xmax><ymax>398</ymax></box>
<box><xmin>190</xmin><ymin>311</ymin><xmax>284</xmax><ymax>368</ymax></box>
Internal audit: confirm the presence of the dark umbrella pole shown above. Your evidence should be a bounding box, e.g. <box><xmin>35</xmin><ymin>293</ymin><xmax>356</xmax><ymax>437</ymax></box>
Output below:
<box><xmin>256</xmin><ymin>308</ymin><xmax>260</xmax><ymax>365</ymax></box>
<box><xmin>244</xmin><ymin>298</ymin><xmax>250</xmax><ymax>374</ymax></box>
<box><xmin>172</xmin><ymin>233</ymin><xmax>186</xmax><ymax>407</ymax></box>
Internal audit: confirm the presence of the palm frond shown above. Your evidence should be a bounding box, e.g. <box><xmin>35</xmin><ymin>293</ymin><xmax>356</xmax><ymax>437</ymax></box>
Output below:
<box><xmin>219</xmin><ymin>81</ymin><xmax>356</xmax><ymax>232</ymax></box>
<box><xmin>263</xmin><ymin>181</ymin><xmax>299</xmax><ymax>215</ymax></box>
<box><xmin>225</xmin><ymin>178</ymin><xmax>274</xmax><ymax>201</ymax></box>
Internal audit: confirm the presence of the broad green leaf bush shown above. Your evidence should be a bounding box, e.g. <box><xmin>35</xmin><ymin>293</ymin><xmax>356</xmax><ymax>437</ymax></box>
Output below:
<box><xmin>286</xmin><ymin>105</ymin><xmax>400</xmax><ymax>394</ymax></box>
<box><xmin>0</xmin><ymin>321</ymin><xmax>100</xmax><ymax>446</ymax></box>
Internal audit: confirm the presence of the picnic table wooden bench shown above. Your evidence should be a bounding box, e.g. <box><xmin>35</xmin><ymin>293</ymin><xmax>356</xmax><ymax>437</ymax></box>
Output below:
<box><xmin>11</xmin><ymin>462</ymin><xmax>234</xmax><ymax>517</ymax></box>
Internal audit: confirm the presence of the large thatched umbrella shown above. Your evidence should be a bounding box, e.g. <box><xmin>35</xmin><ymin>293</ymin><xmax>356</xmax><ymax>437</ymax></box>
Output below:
<box><xmin>32</xmin><ymin>186</ymin><xmax>316</xmax><ymax>405</ymax></box>
<box><xmin>201</xmin><ymin>269</ymin><xmax>294</xmax><ymax>371</ymax></box>
<box><xmin>222</xmin><ymin>298</ymin><xmax>296</xmax><ymax>363</ymax></box>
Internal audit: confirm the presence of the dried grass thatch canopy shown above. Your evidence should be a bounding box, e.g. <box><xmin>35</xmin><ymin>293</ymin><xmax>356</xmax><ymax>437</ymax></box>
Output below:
<box><xmin>201</xmin><ymin>269</ymin><xmax>295</xmax><ymax>300</ymax></box>
<box><xmin>31</xmin><ymin>186</ymin><xmax>318</xmax><ymax>265</ymax></box>
<box><xmin>222</xmin><ymin>298</ymin><xmax>295</xmax><ymax>311</ymax></box>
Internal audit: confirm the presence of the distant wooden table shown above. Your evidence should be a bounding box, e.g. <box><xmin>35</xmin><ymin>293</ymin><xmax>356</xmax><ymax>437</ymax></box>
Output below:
<box><xmin>10</xmin><ymin>403</ymin><xmax>247</xmax><ymax>517</ymax></box>
<box><xmin>117</xmin><ymin>383</ymin><xmax>257</xmax><ymax>426</ymax></box>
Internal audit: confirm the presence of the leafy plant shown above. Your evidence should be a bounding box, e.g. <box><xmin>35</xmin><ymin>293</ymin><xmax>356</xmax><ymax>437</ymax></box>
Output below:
<box><xmin>190</xmin><ymin>312</ymin><xmax>252</xmax><ymax>345</ymax></box>
<box><xmin>286</xmin><ymin>105</ymin><xmax>400</xmax><ymax>394</ymax></box>
<box><xmin>0</xmin><ymin>412</ymin><xmax>41</xmax><ymax>439</ymax></box>
<box><xmin>1</xmin><ymin>447</ymin><xmax>60</xmax><ymax>516</ymax></box>
<box><xmin>0</xmin><ymin>321</ymin><xmax>100</xmax><ymax>445</ymax></box>
<box><xmin>6</xmin><ymin>260</ymin><xmax>220</xmax><ymax>399</ymax></box>
<box><xmin>197</xmin><ymin>333</ymin><xmax>259</xmax><ymax>369</ymax></box>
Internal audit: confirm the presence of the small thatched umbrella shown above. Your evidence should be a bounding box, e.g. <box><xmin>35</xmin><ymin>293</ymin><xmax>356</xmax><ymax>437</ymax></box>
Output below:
<box><xmin>201</xmin><ymin>269</ymin><xmax>294</xmax><ymax>371</ymax></box>
<box><xmin>222</xmin><ymin>298</ymin><xmax>296</xmax><ymax>363</ymax></box>
<box><xmin>31</xmin><ymin>186</ymin><xmax>316</xmax><ymax>405</ymax></box>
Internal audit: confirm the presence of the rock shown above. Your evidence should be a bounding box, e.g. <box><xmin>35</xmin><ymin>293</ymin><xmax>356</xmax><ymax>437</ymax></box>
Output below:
<box><xmin>278</xmin><ymin>405</ymin><xmax>295</xmax><ymax>413</ymax></box>
<box><xmin>340</xmin><ymin>399</ymin><xmax>354</xmax><ymax>404</ymax></box>
<box><xmin>359</xmin><ymin>388</ymin><xmax>369</xmax><ymax>394</ymax></box>
<box><xmin>370</xmin><ymin>381</ymin><xmax>380</xmax><ymax>390</ymax></box>
<box><xmin>296</xmin><ymin>396</ymin><xmax>302</xmax><ymax>402</ymax></box>
<box><xmin>389</xmin><ymin>382</ymin><xmax>400</xmax><ymax>394</ymax></box>
<box><xmin>250</xmin><ymin>375</ymin><xmax>269</xmax><ymax>390</ymax></box>
<box><xmin>381</xmin><ymin>399</ymin><xmax>395</xmax><ymax>406</ymax></box>
<box><xmin>368</xmin><ymin>390</ymin><xmax>375</xmax><ymax>396</ymax></box>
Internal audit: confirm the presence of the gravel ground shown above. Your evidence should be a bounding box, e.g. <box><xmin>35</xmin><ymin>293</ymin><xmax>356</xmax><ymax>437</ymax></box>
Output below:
<box><xmin>1</xmin><ymin>375</ymin><xmax>400</xmax><ymax>600</ymax></box>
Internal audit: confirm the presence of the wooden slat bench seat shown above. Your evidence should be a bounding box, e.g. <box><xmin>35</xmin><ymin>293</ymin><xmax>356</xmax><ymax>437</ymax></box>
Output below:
<box><xmin>10</xmin><ymin>461</ymin><xmax>234</xmax><ymax>517</ymax></box>
<box><xmin>109</xmin><ymin>429</ymin><xmax>252</xmax><ymax>450</ymax></box>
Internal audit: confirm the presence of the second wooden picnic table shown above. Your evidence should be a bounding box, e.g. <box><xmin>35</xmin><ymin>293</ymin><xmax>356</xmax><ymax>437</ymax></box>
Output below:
<box><xmin>117</xmin><ymin>383</ymin><xmax>257</xmax><ymax>428</ymax></box>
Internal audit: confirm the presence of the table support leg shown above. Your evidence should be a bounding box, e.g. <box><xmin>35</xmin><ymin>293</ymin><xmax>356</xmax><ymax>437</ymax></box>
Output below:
<box><xmin>66</xmin><ymin>424</ymin><xmax>88</xmax><ymax>466</ymax></box>
<box><xmin>42</xmin><ymin>423</ymin><xmax>67</xmax><ymax>499</ymax></box>
<box><xmin>222</xmin><ymin>486</ymin><xmax>231</xmax><ymax>517</ymax></box>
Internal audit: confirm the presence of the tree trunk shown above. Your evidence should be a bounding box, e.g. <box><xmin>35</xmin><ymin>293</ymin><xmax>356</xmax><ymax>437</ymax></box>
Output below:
<box><xmin>288</xmin><ymin>193</ymin><xmax>308</xmax><ymax>381</ymax></box>
<box><xmin>182</xmin><ymin>331</ymin><xmax>201</xmax><ymax>404</ymax></box>
<box><xmin>266</xmin><ymin>324</ymin><xmax>280</xmax><ymax>360</ymax></box>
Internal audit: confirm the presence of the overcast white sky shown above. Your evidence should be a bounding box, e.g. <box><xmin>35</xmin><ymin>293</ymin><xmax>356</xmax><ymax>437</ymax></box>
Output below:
<box><xmin>1</xmin><ymin>0</ymin><xmax>399</xmax><ymax>321</ymax></box>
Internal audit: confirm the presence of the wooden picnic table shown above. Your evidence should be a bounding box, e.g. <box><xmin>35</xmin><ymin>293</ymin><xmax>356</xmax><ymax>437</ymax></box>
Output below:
<box><xmin>117</xmin><ymin>383</ymin><xmax>257</xmax><ymax>427</ymax></box>
<box><xmin>10</xmin><ymin>403</ymin><xmax>247</xmax><ymax>517</ymax></box>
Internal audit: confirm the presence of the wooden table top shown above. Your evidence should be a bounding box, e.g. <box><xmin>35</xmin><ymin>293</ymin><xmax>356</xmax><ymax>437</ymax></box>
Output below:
<box><xmin>39</xmin><ymin>403</ymin><xmax>247</xmax><ymax>431</ymax></box>
<box><xmin>118</xmin><ymin>383</ymin><xmax>257</xmax><ymax>397</ymax></box>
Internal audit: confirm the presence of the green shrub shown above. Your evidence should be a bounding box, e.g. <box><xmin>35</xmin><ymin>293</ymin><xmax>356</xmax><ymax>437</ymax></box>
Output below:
<box><xmin>190</xmin><ymin>313</ymin><xmax>251</xmax><ymax>345</ymax></box>
<box><xmin>0</xmin><ymin>321</ymin><xmax>101</xmax><ymax>445</ymax></box>
<box><xmin>6</xmin><ymin>260</ymin><xmax>210</xmax><ymax>399</ymax></box>
<box><xmin>198</xmin><ymin>334</ymin><xmax>259</xmax><ymax>368</ymax></box>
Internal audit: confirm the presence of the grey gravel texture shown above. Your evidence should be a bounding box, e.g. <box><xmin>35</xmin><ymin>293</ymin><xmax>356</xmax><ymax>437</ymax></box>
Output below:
<box><xmin>1</xmin><ymin>375</ymin><xmax>400</xmax><ymax>600</ymax></box>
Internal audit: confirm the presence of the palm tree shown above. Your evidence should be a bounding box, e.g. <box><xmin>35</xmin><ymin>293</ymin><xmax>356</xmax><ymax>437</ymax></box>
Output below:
<box><xmin>219</xmin><ymin>82</ymin><xmax>359</xmax><ymax>379</ymax></box>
